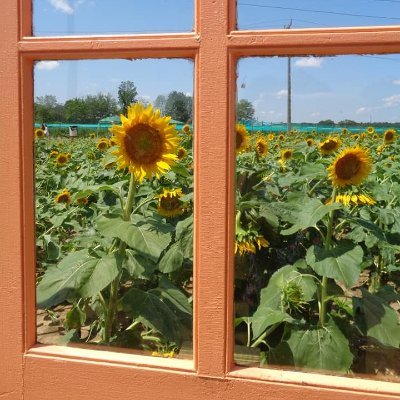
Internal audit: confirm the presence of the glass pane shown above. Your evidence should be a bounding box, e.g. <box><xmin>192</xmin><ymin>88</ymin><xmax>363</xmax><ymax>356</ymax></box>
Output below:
<box><xmin>234</xmin><ymin>55</ymin><xmax>400</xmax><ymax>381</ymax></box>
<box><xmin>238</xmin><ymin>1</ymin><xmax>400</xmax><ymax>30</ymax></box>
<box><xmin>33</xmin><ymin>0</ymin><xmax>193</xmax><ymax>36</ymax></box>
<box><xmin>34</xmin><ymin>58</ymin><xmax>194</xmax><ymax>359</ymax></box>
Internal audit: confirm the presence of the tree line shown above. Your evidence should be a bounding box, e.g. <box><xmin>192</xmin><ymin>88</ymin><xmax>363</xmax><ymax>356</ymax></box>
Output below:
<box><xmin>35</xmin><ymin>80</ymin><xmax>193</xmax><ymax>124</ymax></box>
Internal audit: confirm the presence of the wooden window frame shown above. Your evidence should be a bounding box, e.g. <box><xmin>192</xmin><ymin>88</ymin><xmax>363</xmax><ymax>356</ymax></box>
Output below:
<box><xmin>1</xmin><ymin>0</ymin><xmax>400</xmax><ymax>398</ymax></box>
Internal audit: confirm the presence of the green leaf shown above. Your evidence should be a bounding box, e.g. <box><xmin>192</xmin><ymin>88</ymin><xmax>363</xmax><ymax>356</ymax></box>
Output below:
<box><xmin>280</xmin><ymin>199</ymin><xmax>340</xmax><ymax>236</ymax></box>
<box><xmin>306</xmin><ymin>241</ymin><xmax>363</xmax><ymax>288</ymax></box>
<box><xmin>286</xmin><ymin>319</ymin><xmax>353</xmax><ymax>372</ymax></box>
<box><xmin>97</xmin><ymin>216</ymin><xmax>171</xmax><ymax>262</ymax></box>
<box><xmin>37</xmin><ymin>251</ymin><xmax>121</xmax><ymax>308</ymax></box>
<box><xmin>258</xmin><ymin>206</ymin><xmax>279</xmax><ymax>228</ymax></box>
<box><xmin>121</xmin><ymin>288</ymin><xmax>182</xmax><ymax>344</ymax></box>
<box><xmin>74</xmin><ymin>184</ymin><xmax>122</xmax><ymax>200</ymax></box>
<box><xmin>124</xmin><ymin>249</ymin><xmax>156</xmax><ymax>278</ymax></box>
<box><xmin>354</xmin><ymin>289</ymin><xmax>400</xmax><ymax>348</ymax></box>
<box><xmin>252</xmin><ymin>307</ymin><xmax>293</xmax><ymax>339</ymax></box>
<box><xmin>158</xmin><ymin>242</ymin><xmax>184</xmax><ymax>273</ymax></box>
<box><xmin>176</xmin><ymin>215</ymin><xmax>193</xmax><ymax>259</ymax></box>
<box><xmin>64</xmin><ymin>305</ymin><xmax>86</xmax><ymax>329</ymax></box>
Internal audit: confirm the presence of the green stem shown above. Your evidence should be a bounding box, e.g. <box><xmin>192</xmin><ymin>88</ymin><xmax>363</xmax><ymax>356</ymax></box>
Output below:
<box><xmin>319</xmin><ymin>187</ymin><xmax>337</xmax><ymax>328</ymax></box>
<box><xmin>103</xmin><ymin>173</ymin><xmax>137</xmax><ymax>343</ymax></box>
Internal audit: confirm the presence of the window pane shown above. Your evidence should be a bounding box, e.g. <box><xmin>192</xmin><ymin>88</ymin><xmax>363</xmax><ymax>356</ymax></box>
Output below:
<box><xmin>34</xmin><ymin>58</ymin><xmax>194</xmax><ymax>359</ymax></box>
<box><xmin>234</xmin><ymin>55</ymin><xmax>400</xmax><ymax>381</ymax></box>
<box><xmin>33</xmin><ymin>0</ymin><xmax>193</xmax><ymax>36</ymax></box>
<box><xmin>238</xmin><ymin>1</ymin><xmax>400</xmax><ymax>30</ymax></box>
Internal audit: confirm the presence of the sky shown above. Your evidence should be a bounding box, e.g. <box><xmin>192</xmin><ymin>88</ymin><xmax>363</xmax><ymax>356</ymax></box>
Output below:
<box><xmin>33</xmin><ymin>0</ymin><xmax>400</xmax><ymax>123</ymax></box>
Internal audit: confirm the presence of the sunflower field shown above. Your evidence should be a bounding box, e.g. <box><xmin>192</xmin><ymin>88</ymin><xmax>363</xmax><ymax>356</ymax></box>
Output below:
<box><xmin>34</xmin><ymin>104</ymin><xmax>194</xmax><ymax>357</ymax></box>
<box><xmin>234</xmin><ymin>125</ymin><xmax>400</xmax><ymax>379</ymax></box>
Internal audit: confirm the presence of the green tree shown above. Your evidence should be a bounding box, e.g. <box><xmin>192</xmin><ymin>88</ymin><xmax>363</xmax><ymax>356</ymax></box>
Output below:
<box><xmin>317</xmin><ymin>119</ymin><xmax>335</xmax><ymax>126</ymax></box>
<box><xmin>236</xmin><ymin>99</ymin><xmax>255</xmax><ymax>122</ymax></box>
<box><xmin>154</xmin><ymin>94</ymin><xmax>167</xmax><ymax>115</ymax></box>
<box><xmin>118</xmin><ymin>80</ymin><xmax>138</xmax><ymax>115</ymax></box>
<box><xmin>164</xmin><ymin>91</ymin><xmax>192</xmax><ymax>122</ymax></box>
<box><xmin>337</xmin><ymin>119</ymin><xmax>357</xmax><ymax>126</ymax></box>
<box><xmin>85</xmin><ymin>93</ymin><xmax>119</xmax><ymax>122</ymax></box>
<box><xmin>64</xmin><ymin>98</ymin><xmax>89</xmax><ymax>123</ymax></box>
<box><xmin>34</xmin><ymin>95</ymin><xmax>65</xmax><ymax>123</ymax></box>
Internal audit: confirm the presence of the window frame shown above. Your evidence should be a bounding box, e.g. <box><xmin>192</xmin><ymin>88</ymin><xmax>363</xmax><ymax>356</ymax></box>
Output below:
<box><xmin>0</xmin><ymin>0</ymin><xmax>400</xmax><ymax>398</ymax></box>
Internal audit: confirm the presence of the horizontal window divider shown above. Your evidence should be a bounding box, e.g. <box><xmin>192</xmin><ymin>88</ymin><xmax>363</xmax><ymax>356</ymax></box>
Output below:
<box><xmin>228</xmin><ymin>367</ymin><xmax>400</xmax><ymax>397</ymax></box>
<box><xmin>18</xmin><ymin>34</ymin><xmax>200</xmax><ymax>59</ymax></box>
<box><xmin>27</xmin><ymin>345</ymin><xmax>195</xmax><ymax>373</ymax></box>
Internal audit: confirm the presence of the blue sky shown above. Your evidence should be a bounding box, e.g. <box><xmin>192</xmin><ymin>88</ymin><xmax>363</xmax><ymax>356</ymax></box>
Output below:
<box><xmin>34</xmin><ymin>0</ymin><xmax>400</xmax><ymax>123</ymax></box>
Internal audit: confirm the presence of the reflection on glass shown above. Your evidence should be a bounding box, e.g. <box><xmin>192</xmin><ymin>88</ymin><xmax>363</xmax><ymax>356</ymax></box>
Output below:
<box><xmin>234</xmin><ymin>55</ymin><xmax>400</xmax><ymax>381</ymax></box>
<box><xmin>238</xmin><ymin>1</ymin><xmax>400</xmax><ymax>30</ymax></box>
<box><xmin>33</xmin><ymin>0</ymin><xmax>193</xmax><ymax>36</ymax></box>
<box><xmin>34</xmin><ymin>59</ymin><xmax>194</xmax><ymax>359</ymax></box>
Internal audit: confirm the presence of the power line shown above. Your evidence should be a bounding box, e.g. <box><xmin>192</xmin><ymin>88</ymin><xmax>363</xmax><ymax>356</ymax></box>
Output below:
<box><xmin>238</xmin><ymin>3</ymin><xmax>400</xmax><ymax>21</ymax></box>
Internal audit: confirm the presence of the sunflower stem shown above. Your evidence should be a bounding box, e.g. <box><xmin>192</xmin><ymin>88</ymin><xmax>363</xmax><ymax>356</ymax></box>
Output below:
<box><xmin>319</xmin><ymin>187</ymin><xmax>337</xmax><ymax>328</ymax></box>
<box><xmin>103</xmin><ymin>173</ymin><xmax>137</xmax><ymax>343</ymax></box>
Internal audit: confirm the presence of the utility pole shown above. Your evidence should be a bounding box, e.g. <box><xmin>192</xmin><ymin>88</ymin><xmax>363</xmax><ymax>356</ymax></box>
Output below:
<box><xmin>285</xmin><ymin>20</ymin><xmax>292</xmax><ymax>135</ymax></box>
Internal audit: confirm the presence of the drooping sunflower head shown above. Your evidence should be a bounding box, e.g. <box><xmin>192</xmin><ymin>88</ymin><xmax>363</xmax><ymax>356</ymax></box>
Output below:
<box><xmin>177</xmin><ymin>146</ymin><xmax>188</xmax><ymax>160</ymax></box>
<box><xmin>306</xmin><ymin>138</ymin><xmax>314</xmax><ymax>147</ymax></box>
<box><xmin>157</xmin><ymin>188</ymin><xmax>185</xmax><ymax>218</ymax></box>
<box><xmin>49</xmin><ymin>150</ymin><xmax>59</xmax><ymax>158</ymax></box>
<box><xmin>255</xmin><ymin>137</ymin><xmax>268</xmax><ymax>157</ymax></box>
<box><xmin>367</xmin><ymin>126</ymin><xmax>375</xmax><ymax>134</ymax></box>
<box><xmin>110</xmin><ymin>103</ymin><xmax>180</xmax><ymax>182</ymax></box>
<box><xmin>55</xmin><ymin>189</ymin><xmax>71</xmax><ymax>205</ymax></box>
<box><xmin>35</xmin><ymin>128</ymin><xmax>45</xmax><ymax>139</ymax></box>
<box><xmin>55</xmin><ymin>153</ymin><xmax>69</xmax><ymax>166</ymax></box>
<box><xmin>76</xmin><ymin>196</ymin><xmax>89</xmax><ymax>206</ymax></box>
<box><xmin>318</xmin><ymin>136</ymin><xmax>342</xmax><ymax>155</ymax></box>
<box><xmin>327</xmin><ymin>146</ymin><xmax>372</xmax><ymax>188</ymax></box>
<box><xmin>280</xmin><ymin>148</ymin><xmax>293</xmax><ymax>161</ymax></box>
<box><xmin>97</xmin><ymin>138</ymin><xmax>109</xmax><ymax>151</ymax></box>
<box><xmin>236</xmin><ymin>124</ymin><xmax>249</xmax><ymax>154</ymax></box>
<box><xmin>235</xmin><ymin>233</ymin><xmax>269</xmax><ymax>256</ymax></box>
<box><xmin>384</xmin><ymin>129</ymin><xmax>396</xmax><ymax>144</ymax></box>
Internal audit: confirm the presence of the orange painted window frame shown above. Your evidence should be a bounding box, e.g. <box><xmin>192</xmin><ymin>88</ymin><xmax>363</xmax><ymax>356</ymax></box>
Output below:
<box><xmin>1</xmin><ymin>0</ymin><xmax>400</xmax><ymax>398</ymax></box>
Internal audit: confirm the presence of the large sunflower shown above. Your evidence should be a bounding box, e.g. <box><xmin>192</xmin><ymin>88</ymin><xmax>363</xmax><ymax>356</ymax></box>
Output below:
<box><xmin>255</xmin><ymin>137</ymin><xmax>268</xmax><ymax>157</ymax></box>
<box><xmin>384</xmin><ymin>129</ymin><xmax>396</xmax><ymax>144</ymax></box>
<box><xmin>157</xmin><ymin>188</ymin><xmax>185</xmax><ymax>218</ymax></box>
<box><xmin>55</xmin><ymin>153</ymin><xmax>69</xmax><ymax>166</ymax></box>
<box><xmin>318</xmin><ymin>136</ymin><xmax>342</xmax><ymax>155</ymax></box>
<box><xmin>236</xmin><ymin>124</ymin><xmax>249</xmax><ymax>154</ymax></box>
<box><xmin>327</xmin><ymin>146</ymin><xmax>372</xmax><ymax>188</ymax></box>
<box><xmin>110</xmin><ymin>103</ymin><xmax>179</xmax><ymax>182</ymax></box>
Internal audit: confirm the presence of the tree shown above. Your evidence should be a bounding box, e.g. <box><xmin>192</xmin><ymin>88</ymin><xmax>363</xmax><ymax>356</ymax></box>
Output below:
<box><xmin>317</xmin><ymin>119</ymin><xmax>335</xmax><ymax>126</ymax></box>
<box><xmin>164</xmin><ymin>91</ymin><xmax>192</xmax><ymax>122</ymax></box>
<box><xmin>118</xmin><ymin>81</ymin><xmax>138</xmax><ymax>115</ymax></box>
<box><xmin>154</xmin><ymin>94</ymin><xmax>167</xmax><ymax>115</ymax></box>
<box><xmin>337</xmin><ymin>119</ymin><xmax>357</xmax><ymax>126</ymax></box>
<box><xmin>236</xmin><ymin>99</ymin><xmax>255</xmax><ymax>122</ymax></box>
<box><xmin>64</xmin><ymin>98</ymin><xmax>89</xmax><ymax>123</ymax></box>
<box><xmin>34</xmin><ymin>95</ymin><xmax>65</xmax><ymax>123</ymax></box>
<box><xmin>85</xmin><ymin>93</ymin><xmax>119</xmax><ymax>122</ymax></box>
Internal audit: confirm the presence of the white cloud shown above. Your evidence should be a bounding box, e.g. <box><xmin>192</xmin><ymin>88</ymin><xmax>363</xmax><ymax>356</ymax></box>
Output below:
<box><xmin>393</xmin><ymin>80</ymin><xmax>400</xmax><ymax>85</ymax></box>
<box><xmin>295</xmin><ymin>57</ymin><xmax>323</xmax><ymax>68</ymax></box>
<box><xmin>383</xmin><ymin>94</ymin><xmax>400</xmax><ymax>108</ymax></box>
<box><xmin>36</xmin><ymin>61</ymin><xmax>60</xmax><ymax>70</ymax></box>
<box><xmin>356</xmin><ymin>107</ymin><xmax>368</xmax><ymax>115</ymax></box>
<box><xmin>49</xmin><ymin>0</ymin><xmax>74</xmax><ymax>14</ymax></box>
<box><xmin>276</xmin><ymin>89</ymin><xmax>288</xmax><ymax>99</ymax></box>
<box><xmin>311</xmin><ymin>112</ymin><xmax>320</xmax><ymax>117</ymax></box>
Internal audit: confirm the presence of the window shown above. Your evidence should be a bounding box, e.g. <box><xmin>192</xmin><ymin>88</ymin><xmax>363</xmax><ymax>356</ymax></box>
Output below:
<box><xmin>1</xmin><ymin>0</ymin><xmax>400</xmax><ymax>398</ymax></box>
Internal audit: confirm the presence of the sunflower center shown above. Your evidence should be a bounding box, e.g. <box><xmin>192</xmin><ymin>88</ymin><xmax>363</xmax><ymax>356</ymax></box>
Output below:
<box><xmin>58</xmin><ymin>156</ymin><xmax>67</xmax><ymax>164</ymax></box>
<box><xmin>125</xmin><ymin>123</ymin><xmax>163</xmax><ymax>164</ymax></box>
<box><xmin>236</xmin><ymin>131</ymin><xmax>244</xmax><ymax>150</ymax></box>
<box><xmin>283</xmin><ymin>151</ymin><xmax>292</xmax><ymax>160</ymax></box>
<box><xmin>160</xmin><ymin>196</ymin><xmax>181</xmax><ymax>211</ymax></box>
<box><xmin>321</xmin><ymin>139</ymin><xmax>337</xmax><ymax>151</ymax></box>
<box><xmin>335</xmin><ymin>154</ymin><xmax>361</xmax><ymax>180</ymax></box>
<box><xmin>58</xmin><ymin>194</ymin><xmax>69</xmax><ymax>203</ymax></box>
<box><xmin>386</xmin><ymin>132</ymin><xmax>394</xmax><ymax>141</ymax></box>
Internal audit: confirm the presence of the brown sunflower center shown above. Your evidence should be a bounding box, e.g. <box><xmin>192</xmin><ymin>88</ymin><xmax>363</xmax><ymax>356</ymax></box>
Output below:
<box><xmin>321</xmin><ymin>139</ymin><xmax>338</xmax><ymax>151</ymax></box>
<box><xmin>57</xmin><ymin>155</ymin><xmax>67</xmax><ymax>164</ymax></box>
<box><xmin>125</xmin><ymin>123</ymin><xmax>163</xmax><ymax>164</ymax></box>
<box><xmin>236</xmin><ymin>131</ymin><xmax>244</xmax><ymax>150</ymax></box>
<box><xmin>385</xmin><ymin>131</ymin><xmax>394</xmax><ymax>141</ymax></box>
<box><xmin>57</xmin><ymin>194</ymin><xmax>70</xmax><ymax>203</ymax></box>
<box><xmin>160</xmin><ymin>196</ymin><xmax>181</xmax><ymax>211</ymax></box>
<box><xmin>335</xmin><ymin>154</ymin><xmax>361</xmax><ymax>180</ymax></box>
<box><xmin>256</xmin><ymin>142</ymin><xmax>266</xmax><ymax>153</ymax></box>
<box><xmin>282</xmin><ymin>151</ymin><xmax>292</xmax><ymax>160</ymax></box>
<box><xmin>98</xmin><ymin>141</ymin><xmax>108</xmax><ymax>150</ymax></box>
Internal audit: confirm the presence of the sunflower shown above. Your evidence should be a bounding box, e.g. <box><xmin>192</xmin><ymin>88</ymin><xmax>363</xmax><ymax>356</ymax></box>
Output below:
<box><xmin>55</xmin><ymin>189</ymin><xmax>71</xmax><ymax>205</ymax></box>
<box><xmin>35</xmin><ymin>128</ymin><xmax>45</xmax><ymax>139</ymax></box>
<box><xmin>235</xmin><ymin>234</ymin><xmax>269</xmax><ymax>256</ymax></box>
<box><xmin>278</xmin><ymin>158</ymin><xmax>286</xmax><ymax>172</ymax></box>
<box><xmin>278</xmin><ymin>134</ymin><xmax>285</xmax><ymax>141</ymax></box>
<box><xmin>76</xmin><ymin>197</ymin><xmax>89</xmax><ymax>206</ymax></box>
<box><xmin>341</xmin><ymin>128</ymin><xmax>348</xmax><ymax>135</ymax></box>
<box><xmin>89</xmin><ymin>132</ymin><xmax>96</xmax><ymax>139</ymax></box>
<box><xmin>182</xmin><ymin>124</ymin><xmax>191</xmax><ymax>134</ymax></box>
<box><xmin>157</xmin><ymin>188</ymin><xmax>185</xmax><ymax>218</ymax></box>
<box><xmin>110</xmin><ymin>103</ymin><xmax>180</xmax><ymax>182</ymax></box>
<box><xmin>318</xmin><ymin>136</ymin><xmax>342</xmax><ymax>155</ymax></box>
<box><xmin>267</xmin><ymin>133</ymin><xmax>275</xmax><ymax>141</ymax></box>
<box><xmin>327</xmin><ymin>147</ymin><xmax>372</xmax><ymax>188</ymax></box>
<box><xmin>373</xmin><ymin>134</ymin><xmax>379</xmax><ymax>140</ymax></box>
<box><xmin>367</xmin><ymin>126</ymin><xmax>375</xmax><ymax>134</ymax></box>
<box><xmin>55</xmin><ymin>153</ymin><xmax>69</xmax><ymax>166</ymax></box>
<box><xmin>351</xmin><ymin>134</ymin><xmax>360</xmax><ymax>141</ymax></box>
<box><xmin>177</xmin><ymin>146</ymin><xmax>187</xmax><ymax>160</ymax></box>
<box><xmin>109</xmin><ymin>137</ymin><xmax>118</xmax><ymax>147</ymax></box>
<box><xmin>97</xmin><ymin>138</ymin><xmax>109</xmax><ymax>151</ymax></box>
<box><xmin>327</xmin><ymin>192</ymin><xmax>376</xmax><ymax>206</ymax></box>
<box><xmin>306</xmin><ymin>138</ymin><xmax>314</xmax><ymax>147</ymax></box>
<box><xmin>280</xmin><ymin>148</ymin><xmax>293</xmax><ymax>161</ymax></box>
<box><xmin>236</xmin><ymin>124</ymin><xmax>249</xmax><ymax>154</ymax></box>
<box><xmin>384</xmin><ymin>129</ymin><xmax>396</xmax><ymax>144</ymax></box>
<box><xmin>49</xmin><ymin>150</ymin><xmax>59</xmax><ymax>158</ymax></box>
<box><xmin>255</xmin><ymin>137</ymin><xmax>268</xmax><ymax>157</ymax></box>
